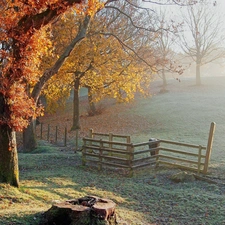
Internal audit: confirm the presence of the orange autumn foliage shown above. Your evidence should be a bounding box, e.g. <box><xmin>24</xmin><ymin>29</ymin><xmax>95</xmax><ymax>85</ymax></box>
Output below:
<box><xmin>0</xmin><ymin>0</ymin><xmax>103</xmax><ymax>131</ymax></box>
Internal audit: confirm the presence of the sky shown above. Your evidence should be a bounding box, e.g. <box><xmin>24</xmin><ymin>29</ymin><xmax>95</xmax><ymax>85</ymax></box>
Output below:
<box><xmin>142</xmin><ymin>0</ymin><xmax>225</xmax><ymax>16</ymax></box>
<box><xmin>141</xmin><ymin>0</ymin><xmax>225</xmax><ymax>74</ymax></box>
<box><xmin>142</xmin><ymin>0</ymin><xmax>225</xmax><ymax>47</ymax></box>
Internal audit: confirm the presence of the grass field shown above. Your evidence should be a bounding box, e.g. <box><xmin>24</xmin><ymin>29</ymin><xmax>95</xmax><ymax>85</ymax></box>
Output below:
<box><xmin>1</xmin><ymin>76</ymin><xmax>225</xmax><ymax>225</ymax></box>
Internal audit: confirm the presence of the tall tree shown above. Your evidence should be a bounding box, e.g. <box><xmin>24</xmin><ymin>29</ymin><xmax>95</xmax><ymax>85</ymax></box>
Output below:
<box><xmin>0</xmin><ymin>0</ymin><xmax>97</xmax><ymax>187</ymax></box>
<box><xmin>178</xmin><ymin>2</ymin><xmax>225</xmax><ymax>85</ymax></box>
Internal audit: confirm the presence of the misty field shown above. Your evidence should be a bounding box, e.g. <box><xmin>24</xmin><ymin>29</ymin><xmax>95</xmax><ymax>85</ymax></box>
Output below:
<box><xmin>1</xmin><ymin>76</ymin><xmax>225</xmax><ymax>225</ymax></box>
<box><xmin>134</xmin><ymin>76</ymin><xmax>225</xmax><ymax>166</ymax></box>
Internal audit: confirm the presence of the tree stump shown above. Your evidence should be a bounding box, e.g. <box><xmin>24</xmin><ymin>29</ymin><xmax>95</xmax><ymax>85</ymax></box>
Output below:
<box><xmin>43</xmin><ymin>196</ymin><xmax>117</xmax><ymax>225</ymax></box>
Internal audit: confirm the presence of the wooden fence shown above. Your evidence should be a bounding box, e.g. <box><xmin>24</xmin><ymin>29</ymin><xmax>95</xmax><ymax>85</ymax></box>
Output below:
<box><xmin>36</xmin><ymin>123</ymin><xmax>76</xmax><ymax>148</ymax></box>
<box><xmin>82</xmin><ymin>122</ymin><xmax>216</xmax><ymax>175</ymax></box>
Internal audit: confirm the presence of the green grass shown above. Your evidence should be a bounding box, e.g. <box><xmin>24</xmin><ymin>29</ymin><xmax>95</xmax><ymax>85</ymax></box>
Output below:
<box><xmin>1</xmin><ymin>76</ymin><xmax>225</xmax><ymax>225</ymax></box>
<box><xmin>131</xmin><ymin>77</ymin><xmax>225</xmax><ymax>161</ymax></box>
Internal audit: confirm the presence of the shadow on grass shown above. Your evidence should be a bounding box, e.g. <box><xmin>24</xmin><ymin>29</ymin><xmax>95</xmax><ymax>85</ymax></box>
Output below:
<box><xmin>0</xmin><ymin>211</ymin><xmax>44</xmax><ymax>225</ymax></box>
<box><xmin>7</xmin><ymin>132</ymin><xmax>225</xmax><ymax>225</ymax></box>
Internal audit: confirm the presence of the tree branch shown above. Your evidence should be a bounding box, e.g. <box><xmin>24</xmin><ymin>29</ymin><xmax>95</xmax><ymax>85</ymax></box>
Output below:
<box><xmin>142</xmin><ymin>0</ymin><xmax>197</xmax><ymax>6</ymax></box>
<box><xmin>31</xmin><ymin>15</ymin><xmax>91</xmax><ymax>102</ymax></box>
<box><xmin>104</xmin><ymin>5</ymin><xmax>156</xmax><ymax>33</ymax></box>
<box><xmin>100</xmin><ymin>32</ymin><xmax>157</xmax><ymax>71</ymax></box>
<box><xmin>10</xmin><ymin>0</ymin><xmax>82</xmax><ymax>38</ymax></box>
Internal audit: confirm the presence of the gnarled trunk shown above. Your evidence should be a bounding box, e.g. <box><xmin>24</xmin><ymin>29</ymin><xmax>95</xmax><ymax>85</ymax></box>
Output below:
<box><xmin>0</xmin><ymin>95</ymin><xmax>19</xmax><ymax>187</ymax></box>
<box><xmin>0</xmin><ymin>126</ymin><xmax>19</xmax><ymax>187</ymax></box>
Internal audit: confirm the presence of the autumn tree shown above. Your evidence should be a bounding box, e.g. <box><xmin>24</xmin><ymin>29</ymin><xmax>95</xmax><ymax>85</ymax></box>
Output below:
<box><xmin>43</xmin><ymin>0</ymin><xmax>159</xmax><ymax>130</ymax></box>
<box><xmin>178</xmin><ymin>1</ymin><xmax>225</xmax><ymax>85</ymax></box>
<box><xmin>0</xmin><ymin>0</ymin><xmax>104</xmax><ymax>187</ymax></box>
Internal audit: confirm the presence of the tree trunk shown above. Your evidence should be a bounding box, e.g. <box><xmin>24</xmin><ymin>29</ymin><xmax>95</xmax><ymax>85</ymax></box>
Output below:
<box><xmin>22</xmin><ymin>119</ymin><xmax>37</xmax><ymax>152</ymax></box>
<box><xmin>87</xmin><ymin>87</ymin><xmax>96</xmax><ymax>116</ymax></box>
<box><xmin>0</xmin><ymin>127</ymin><xmax>19</xmax><ymax>187</ymax></box>
<box><xmin>71</xmin><ymin>77</ymin><xmax>81</xmax><ymax>130</ymax></box>
<box><xmin>43</xmin><ymin>196</ymin><xmax>117</xmax><ymax>225</ymax></box>
<box><xmin>0</xmin><ymin>95</ymin><xmax>19</xmax><ymax>187</ymax></box>
<box><xmin>162</xmin><ymin>70</ymin><xmax>167</xmax><ymax>87</ymax></box>
<box><xmin>196</xmin><ymin>61</ymin><xmax>201</xmax><ymax>86</ymax></box>
<box><xmin>160</xmin><ymin>67</ymin><xmax>167</xmax><ymax>93</ymax></box>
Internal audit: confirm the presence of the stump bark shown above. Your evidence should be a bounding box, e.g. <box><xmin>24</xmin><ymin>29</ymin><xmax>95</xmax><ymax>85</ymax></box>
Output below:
<box><xmin>43</xmin><ymin>196</ymin><xmax>117</xmax><ymax>225</ymax></box>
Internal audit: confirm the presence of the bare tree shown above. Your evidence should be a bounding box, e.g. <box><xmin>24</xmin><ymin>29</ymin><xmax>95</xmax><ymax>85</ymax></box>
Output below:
<box><xmin>153</xmin><ymin>8</ymin><xmax>182</xmax><ymax>92</ymax></box>
<box><xmin>178</xmin><ymin>2</ymin><xmax>225</xmax><ymax>85</ymax></box>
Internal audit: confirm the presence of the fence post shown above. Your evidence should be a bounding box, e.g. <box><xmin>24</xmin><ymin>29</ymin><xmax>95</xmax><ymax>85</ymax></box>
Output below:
<box><xmin>82</xmin><ymin>139</ymin><xmax>86</xmax><ymax>166</ymax></box>
<box><xmin>203</xmin><ymin>122</ymin><xmax>216</xmax><ymax>174</ymax></box>
<box><xmin>89</xmin><ymin>128</ymin><xmax>93</xmax><ymax>139</ymax></box>
<box><xmin>47</xmin><ymin>124</ymin><xmax>50</xmax><ymax>142</ymax></box>
<box><xmin>109</xmin><ymin>133</ymin><xmax>113</xmax><ymax>156</ymax></box>
<box><xmin>64</xmin><ymin>126</ymin><xmax>67</xmax><ymax>147</ymax></box>
<box><xmin>126</xmin><ymin>136</ymin><xmax>131</xmax><ymax>160</ymax></box>
<box><xmin>127</xmin><ymin>136</ymin><xmax>131</xmax><ymax>145</ymax></box>
<box><xmin>155</xmin><ymin>141</ymin><xmax>161</xmax><ymax>168</ymax></box>
<box><xmin>75</xmin><ymin>129</ymin><xmax>79</xmax><ymax>153</ymax></box>
<box><xmin>197</xmin><ymin>145</ymin><xmax>202</xmax><ymax>174</ymax></box>
<box><xmin>40</xmin><ymin>123</ymin><xmax>43</xmax><ymax>139</ymax></box>
<box><xmin>88</xmin><ymin>129</ymin><xmax>93</xmax><ymax>152</ymax></box>
<box><xmin>55</xmin><ymin>126</ymin><xmax>58</xmax><ymax>143</ymax></box>
<box><xmin>128</xmin><ymin>143</ymin><xmax>134</xmax><ymax>177</ymax></box>
<box><xmin>98</xmin><ymin>139</ymin><xmax>103</xmax><ymax>171</ymax></box>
